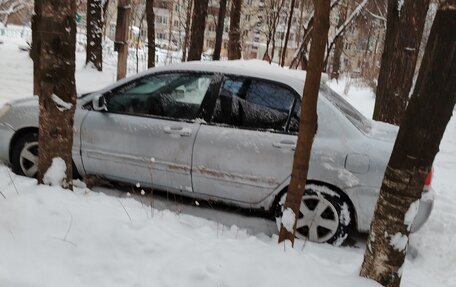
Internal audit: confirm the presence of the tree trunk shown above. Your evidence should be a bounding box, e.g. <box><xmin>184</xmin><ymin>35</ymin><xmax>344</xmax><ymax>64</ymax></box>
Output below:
<box><xmin>372</xmin><ymin>0</ymin><xmax>430</xmax><ymax>125</ymax></box>
<box><xmin>278</xmin><ymin>0</ymin><xmax>331</xmax><ymax>245</ymax></box>
<box><xmin>136</xmin><ymin>10</ymin><xmax>146</xmax><ymax>73</ymax></box>
<box><xmin>86</xmin><ymin>0</ymin><xmax>103</xmax><ymax>71</ymax></box>
<box><xmin>36</xmin><ymin>0</ymin><xmax>77</xmax><ymax>189</ymax></box>
<box><xmin>187</xmin><ymin>0</ymin><xmax>209</xmax><ymax>61</ymax></box>
<box><xmin>115</xmin><ymin>0</ymin><xmax>131</xmax><ymax>80</ymax></box>
<box><xmin>280</xmin><ymin>0</ymin><xmax>296</xmax><ymax>67</ymax></box>
<box><xmin>330</xmin><ymin>1</ymin><xmax>347</xmax><ymax>80</ymax></box>
<box><xmin>102</xmin><ymin>0</ymin><xmax>111</xmax><ymax>40</ymax></box>
<box><xmin>31</xmin><ymin>0</ymin><xmax>42</xmax><ymax>96</ymax></box>
<box><xmin>360</xmin><ymin>3</ymin><xmax>456</xmax><ymax>286</ymax></box>
<box><xmin>228</xmin><ymin>0</ymin><xmax>242</xmax><ymax>60</ymax></box>
<box><xmin>212</xmin><ymin>0</ymin><xmax>227</xmax><ymax>60</ymax></box>
<box><xmin>182</xmin><ymin>0</ymin><xmax>193</xmax><ymax>62</ymax></box>
<box><xmin>146</xmin><ymin>0</ymin><xmax>155</xmax><ymax>68</ymax></box>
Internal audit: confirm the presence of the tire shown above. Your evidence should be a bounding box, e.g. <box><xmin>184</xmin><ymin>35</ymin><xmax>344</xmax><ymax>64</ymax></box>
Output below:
<box><xmin>275</xmin><ymin>184</ymin><xmax>352</xmax><ymax>245</ymax></box>
<box><xmin>11</xmin><ymin>132</ymin><xmax>39</xmax><ymax>177</ymax></box>
<box><xmin>11</xmin><ymin>132</ymin><xmax>80</xmax><ymax>179</ymax></box>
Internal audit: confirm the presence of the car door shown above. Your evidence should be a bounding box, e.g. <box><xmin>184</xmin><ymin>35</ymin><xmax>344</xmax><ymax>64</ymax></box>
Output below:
<box><xmin>192</xmin><ymin>76</ymin><xmax>299</xmax><ymax>204</ymax></box>
<box><xmin>80</xmin><ymin>72</ymin><xmax>214</xmax><ymax>192</ymax></box>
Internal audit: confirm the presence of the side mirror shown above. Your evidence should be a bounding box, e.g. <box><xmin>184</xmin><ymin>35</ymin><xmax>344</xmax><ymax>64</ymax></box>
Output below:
<box><xmin>92</xmin><ymin>94</ymin><xmax>107</xmax><ymax>111</ymax></box>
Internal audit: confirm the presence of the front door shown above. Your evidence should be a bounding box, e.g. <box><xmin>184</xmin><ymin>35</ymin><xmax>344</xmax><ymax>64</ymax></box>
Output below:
<box><xmin>80</xmin><ymin>72</ymin><xmax>214</xmax><ymax>191</ymax></box>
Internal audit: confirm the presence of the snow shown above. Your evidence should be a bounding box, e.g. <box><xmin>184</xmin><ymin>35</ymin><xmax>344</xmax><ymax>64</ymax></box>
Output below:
<box><xmin>42</xmin><ymin>157</ymin><xmax>67</xmax><ymax>187</ymax></box>
<box><xmin>51</xmin><ymin>94</ymin><xmax>73</xmax><ymax>112</ymax></box>
<box><xmin>0</xmin><ymin>31</ymin><xmax>456</xmax><ymax>287</ymax></box>
<box><xmin>404</xmin><ymin>200</ymin><xmax>420</xmax><ymax>231</ymax></box>
<box><xmin>281</xmin><ymin>207</ymin><xmax>296</xmax><ymax>233</ymax></box>
<box><xmin>389</xmin><ymin>232</ymin><xmax>409</xmax><ymax>252</ymax></box>
<box><xmin>340</xmin><ymin>202</ymin><xmax>351</xmax><ymax>226</ymax></box>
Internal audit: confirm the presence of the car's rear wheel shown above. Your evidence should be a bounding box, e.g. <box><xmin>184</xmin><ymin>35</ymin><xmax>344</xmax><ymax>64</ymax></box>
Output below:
<box><xmin>275</xmin><ymin>185</ymin><xmax>352</xmax><ymax>245</ymax></box>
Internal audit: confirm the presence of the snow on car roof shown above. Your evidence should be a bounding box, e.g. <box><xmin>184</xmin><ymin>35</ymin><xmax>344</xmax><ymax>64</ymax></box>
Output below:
<box><xmin>148</xmin><ymin>60</ymin><xmax>309</xmax><ymax>95</ymax></box>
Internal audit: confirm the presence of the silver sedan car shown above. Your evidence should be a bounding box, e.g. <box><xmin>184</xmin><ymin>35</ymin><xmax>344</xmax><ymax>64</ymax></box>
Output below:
<box><xmin>0</xmin><ymin>60</ymin><xmax>434</xmax><ymax>244</ymax></box>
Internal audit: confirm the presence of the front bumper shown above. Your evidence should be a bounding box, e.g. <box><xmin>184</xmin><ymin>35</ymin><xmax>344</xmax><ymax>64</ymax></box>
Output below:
<box><xmin>410</xmin><ymin>187</ymin><xmax>435</xmax><ymax>232</ymax></box>
<box><xmin>0</xmin><ymin>122</ymin><xmax>15</xmax><ymax>165</ymax></box>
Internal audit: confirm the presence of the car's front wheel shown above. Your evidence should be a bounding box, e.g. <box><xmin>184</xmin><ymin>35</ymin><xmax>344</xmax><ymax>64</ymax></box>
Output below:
<box><xmin>275</xmin><ymin>184</ymin><xmax>352</xmax><ymax>245</ymax></box>
<box><xmin>11</xmin><ymin>132</ymin><xmax>80</xmax><ymax>179</ymax></box>
<box><xmin>11</xmin><ymin>132</ymin><xmax>39</xmax><ymax>177</ymax></box>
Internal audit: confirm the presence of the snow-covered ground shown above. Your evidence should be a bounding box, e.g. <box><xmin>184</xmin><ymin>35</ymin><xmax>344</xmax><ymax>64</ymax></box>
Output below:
<box><xmin>1</xmin><ymin>31</ymin><xmax>455</xmax><ymax>287</ymax></box>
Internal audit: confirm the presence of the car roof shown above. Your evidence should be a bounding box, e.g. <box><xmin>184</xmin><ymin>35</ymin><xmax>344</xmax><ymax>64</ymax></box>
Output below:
<box><xmin>140</xmin><ymin>60</ymin><xmax>309</xmax><ymax>95</ymax></box>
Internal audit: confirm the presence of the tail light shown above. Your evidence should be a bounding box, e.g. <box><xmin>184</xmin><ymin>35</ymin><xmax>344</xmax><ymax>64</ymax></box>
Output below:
<box><xmin>424</xmin><ymin>168</ymin><xmax>433</xmax><ymax>191</ymax></box>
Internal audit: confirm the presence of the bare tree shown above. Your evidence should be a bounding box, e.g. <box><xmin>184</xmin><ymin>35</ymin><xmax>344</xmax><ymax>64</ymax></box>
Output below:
<box><xmin>181</xmin><ymin>0</ymin><xmax>193</xmax><ymax>61</ymax></box>
<box><xmin>228</xmin><ymin>0</ymin><xmax>242</xmax><ymax>59</ymax></box>
<box><xmin>280</xmin><ymin>0</ymin><xmax>296</xmax><ymax>67</ymax></box>
<box><xmin>329</xmin><ymin>0</ymin><xmax>347</xmax><ymax>80</ymax></box>
<box><xmin>187</xmin><ymin>0</ymin><xmax>209</xmax><ymax>61</ymax></box>
<box><xmin>259</xmin><ymin>0</ymin><xmax>286</xmax><ymax>63</ymax></box>
<box><xmin>278</xmin><ymin>0</ymin><xmax>331</xmax><ymax>245</ymax></box>
<box><xmin>31</xmin><ymin>0</ymin><xmax>41</xmax><ymax>96</ymax></box>
<box><xmin>115</xmin><ymin>0</ymin><xmax>131</xmax><ymax>80</ymax></box>
<box><xmin>360</xmin><ymin>1</ymin><xmax>456</xmax><ymax>286</ymax></box>
<box><xmin>372</xmin><ymin>0</ymin><xmax>430</xmax><ymax>125</ymax></box>
<box><xmin>86</xmin><ymin>0</ymin><xmax>104</xmax><ymax>71</ymax></box>
<box><xmin>323</xmin><ymin>0</ymin><xmax>368</xmax><ymax>70</ymax></box>
<box><xmin>212</xmin><ymin>0</ymin><xmax>227</xmax><ymax>60</ymax></box>
<box><xmin>35</xmin><ymin>0</ymin><xmax>77</xmax><ymax>189</ymax></box>
<box><xmin>146</xmin><ymin>0</ymin><xmax>156</xmax><ymax>68</ymax></box>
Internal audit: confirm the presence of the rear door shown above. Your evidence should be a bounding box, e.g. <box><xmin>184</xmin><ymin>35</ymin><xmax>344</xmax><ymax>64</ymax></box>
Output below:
<box><xmin>192</xmin><ymin>76</ymin><xmax>299</xmax><ymax>204</ymax></box>
<box><xmin>80</xmin><ymin>72</ymin><xmax>214</xmax><ymax>191</ymax></box>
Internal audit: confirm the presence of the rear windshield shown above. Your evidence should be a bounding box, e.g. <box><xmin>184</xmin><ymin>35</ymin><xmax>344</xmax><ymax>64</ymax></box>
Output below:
<box><xmin>321</xmin><ymin>84</ymin><xmax>371</xmax><ymax>133</ymax></box>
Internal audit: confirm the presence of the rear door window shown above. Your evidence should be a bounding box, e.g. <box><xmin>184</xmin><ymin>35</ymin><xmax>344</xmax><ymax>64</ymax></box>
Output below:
<box><xmin>212</xmin><ymin>76</ymin><xmax>296</xmax><ymax>132</ymax></box>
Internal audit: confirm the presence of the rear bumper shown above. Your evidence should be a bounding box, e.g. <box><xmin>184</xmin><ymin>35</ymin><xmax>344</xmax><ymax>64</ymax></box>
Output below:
<box><xmin>0</xmin><ymin>122</ymin><xmax>14</xmax><ymax>165</ymax></box>
<box><xmin>410</xmin><ymin>187</ymin><xmax>435</xmax><ymax>232</ymax></box>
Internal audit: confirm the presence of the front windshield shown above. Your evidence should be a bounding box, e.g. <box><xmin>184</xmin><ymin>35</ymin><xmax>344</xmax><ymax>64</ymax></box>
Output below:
<box><xmin>320</xmin><ymin>84</ymin><xmax>372</xmax><ymax>133</ymax></box>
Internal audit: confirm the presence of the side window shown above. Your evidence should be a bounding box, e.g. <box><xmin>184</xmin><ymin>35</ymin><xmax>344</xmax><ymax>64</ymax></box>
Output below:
<box><xmin>212</xmin><ymin>77</ymin><xmax>296</xmax><ymax>131</ymax></box>
<box><xmin>106</xmin><ymin>73</ymin><xmax>212</xmax><ymax>120</ymax></box>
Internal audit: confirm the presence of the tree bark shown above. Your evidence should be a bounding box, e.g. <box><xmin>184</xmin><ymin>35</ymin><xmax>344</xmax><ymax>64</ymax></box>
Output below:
<box><xmin>115</xmin><ymin>0</ymin><xmax>131</xmax><ymax>80</ymax></box>
<box><xmin>280</xmin><ymin>0</ymin><xmax>296</xmax><ymax>67</ymax></box>
<box><xmin>372</xmin><ymin>0</ymin><xmax>430</xmax><ymax>125</ymax></box>
<box><xmin>330</xmin><ymin>1</ymin><xmax>347</xmax><ymax>80</ymax></box>
<box><xmin>86</xmin><ymin>0</ymin><xmax>103</xmax><ymax>71</ymax></box>
<box><xmin>360</xmin><ymin>2</ymin><xmax>456</xmax><ymax>286</ymax></box>
<box><xmin>181</xmin><ymin>0</ymin><xmax>193</xmax><ymax>62</ymax></box>
<box><xmin>31</xmin><ymin>0</ymin><xmax>41</xmax><ymax>96</ymax></box>
<box><xmin>278</xmin><ymin>0</ymin><xmax>331</xmax><ymax>245</ymax></box>
<box><xmin>187</xmin><ymin>0</ymin><xmax>209</xmax><ymax>61</ymax></box>
<box><xmin>36</xmin><ymin>0</ymin><xmax>77</xmax><ymax>189</ymax></box>
<box><xmin>212</xmin><ymin>0</ymin><xmax>227</xmax><ymax>60</ymax></box>
<box><xmin>228</xmin><ymin>0</ymin><xmax>242</xmax><ymax>60</ymax></box>
<box><xmin>146</xmin><ymin>0</ymin><xmax>155</xmax><ymax>68</ymax></box>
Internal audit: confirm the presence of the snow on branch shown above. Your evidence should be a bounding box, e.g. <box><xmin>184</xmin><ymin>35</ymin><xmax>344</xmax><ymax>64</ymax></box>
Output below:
<box><xmin>334</xmin><ymin>0</ymin><xmax>369</xmax><ymax>36</ymax></box>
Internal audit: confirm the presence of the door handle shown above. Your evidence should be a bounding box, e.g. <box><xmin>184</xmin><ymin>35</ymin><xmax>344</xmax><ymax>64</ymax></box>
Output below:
<box><xmin>163</xmin><ymin>126</ymin><xmax>192</xmax><ymax>137</ymax></box>
<box><xmin>273</xmin><ymin>140</ymin><xmax>296</xmax><ymax>150</ymax></box>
